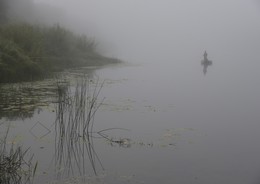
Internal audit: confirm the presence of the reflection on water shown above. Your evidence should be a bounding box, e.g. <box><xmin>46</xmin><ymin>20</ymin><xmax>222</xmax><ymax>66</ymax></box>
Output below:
<box><xmin>95</xmin><ymin>126</ymin><xmax>199</xmax><ymax>150</ymax></box>
<box><xmin>97</xmin><ymin>128</ymin><xmax>133</xmax><ymax>148</ymax></box>
<box><xmin>201</xmin><ymin>51</ymin><xmax>213</xmax><ymax>75</ymax></box>
<box><xmin>0</xmin><ymin>79</ymin><xmax>69</xmax><ymax>120</ymax></box>
<box><xmin>53</xmin><ymin>78</ymin><xmax>105</xmax><ymax>182</ymax></box>
<box><xmin>2</xmin><ymin>61</ymin><xmax>260</xmax><ymax>184</ymax></box>
<box><xmin>0</xmin><ymin>67</ymin><xmax>97</xmax><ymax>120</ymax></box>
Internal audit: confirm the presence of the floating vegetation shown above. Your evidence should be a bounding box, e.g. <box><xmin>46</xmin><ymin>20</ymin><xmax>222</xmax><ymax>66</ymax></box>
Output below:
<box><xmin>95</xmin><ymin>128</ymin><xmax>132</xmax><ymax>148</ymax></box>
<box><xmin>0</xmin><ymin>124</ymin><xmax>37</xmax><ymax>184</ymax></box>
<box><xmin>103</xmin><ymin>78</ymin><xmax>128</xmax><ymax>86</ymax></box>
<box><xmin>158</xmin><ymin>128</ymin><xmax>198</xmax><ymax>148</ymax></box>
<box><xmin>45</xmin><ymin>172</ymin><xmax>107</xmax><ymax>184</ymax></box>
<box><xmin>96</xmin><ymin>127</ymin><xmax>199</xmax><ymax>149</ymax></box>
<box><xmin>101</xmin><ymin>102</ymin><xmax>133</xmax><ymax>112</ymax></box>
<box><xmin>0</xmin><ymin>78</ymin><xmax>69</xmax><ymax>120</ymax></box>
<box><xmin>100</xmin><ymin>98</ymin><xmax>174</xmax><ymax>113</ymax></box>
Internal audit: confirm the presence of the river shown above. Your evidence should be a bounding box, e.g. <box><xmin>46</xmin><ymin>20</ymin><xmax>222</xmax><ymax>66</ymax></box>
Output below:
<box><xmin>1</xmin><ymin>55</ymin><xmax>260</xmax><ymax>183</ymax></box>
<box><xmin>1</xmin><ymin>0</ymin><xmax>260</xmax><ymax>183</ymax></box>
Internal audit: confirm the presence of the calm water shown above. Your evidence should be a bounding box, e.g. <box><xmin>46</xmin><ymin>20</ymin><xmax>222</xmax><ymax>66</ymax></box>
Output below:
<box><xmin>1</xmin><ymin>54</ymin><xmax>260</xmax><ymax>183</ymax></box>
<box><xmin>1</xmin><ymin>0</ymin><xmax>260</xmax><ymax>183</ymax></box>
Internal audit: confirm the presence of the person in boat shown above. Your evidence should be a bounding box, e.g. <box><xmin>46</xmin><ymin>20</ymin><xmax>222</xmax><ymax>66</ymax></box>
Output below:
<box><xmin>201</xmin><ymin>51</ymin><xmax>212</xmax><ymax>75</ymax></box>
<box><xmin>202</xmin><ymin>51</ymin><xmax>212</xmax><ymax>65</ymax></box>
<box><xmin>203</xmin><ymin>51</ymin><xmax>208</xmax><ymax>61</ymax></box>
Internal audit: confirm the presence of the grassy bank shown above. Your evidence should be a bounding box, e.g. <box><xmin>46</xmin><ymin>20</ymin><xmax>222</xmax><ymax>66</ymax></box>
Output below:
<box><xmin>0</xmin><ymin>23</ymin><xmax>120</xmax><ymax>83</ymax></box>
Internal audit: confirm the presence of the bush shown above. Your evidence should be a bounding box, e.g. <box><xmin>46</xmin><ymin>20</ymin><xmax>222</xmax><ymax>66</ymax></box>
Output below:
<box><xmin>0</xmin><ymin>23</ymin><xmax>121</xmax><ymax>83</ymax></box>
<box><xmin>0</xmin><ymin>37</ymin><xmax>44</xmax><ymax>82</ymax></box>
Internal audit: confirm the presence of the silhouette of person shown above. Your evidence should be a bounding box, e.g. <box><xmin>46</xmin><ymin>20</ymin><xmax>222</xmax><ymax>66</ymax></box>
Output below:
<box><xmin>201</xmin><ymin>51</ymin><xmax>212</xmax><ymax>75</ymax></box>
<box><xmin>203</xmin><ymin>51</ymin><xmax>208</xmax><ymax>61</ymax></box>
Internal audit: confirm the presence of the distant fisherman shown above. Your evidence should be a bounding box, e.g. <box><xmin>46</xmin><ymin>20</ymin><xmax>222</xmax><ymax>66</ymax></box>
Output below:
<box><xmin>201</xmin><ymin>51</ymin><xmax>212</xmax><ymax>75</ymax></box>
<box><xmin>203</xmin><ymin>51</ymin><xmax>208</xmax><ymax>61</ymax></box>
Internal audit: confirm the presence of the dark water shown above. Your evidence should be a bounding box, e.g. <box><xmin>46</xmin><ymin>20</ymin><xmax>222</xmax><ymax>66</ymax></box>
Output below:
<box><xmin>1</xmin><ymin>55</ymin><xmax>260</xmax><ymax>183</ymax></box>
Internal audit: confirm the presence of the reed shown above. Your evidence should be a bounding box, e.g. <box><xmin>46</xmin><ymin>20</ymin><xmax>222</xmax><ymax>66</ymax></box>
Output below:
<box><xmin>0</xmin><ymin>125</ymin><xmax>37</xmax><ymax>184</ymax></box>
<box><xmin>54</xmin><ymin>77</ymin><xmax>104</xmax><ymax>179</ymax></box>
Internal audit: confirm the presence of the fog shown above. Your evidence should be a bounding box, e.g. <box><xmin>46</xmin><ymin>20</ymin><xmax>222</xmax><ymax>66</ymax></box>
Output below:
<box><xmin>31</xmin><ymin>0</ymin><xmax>260</xmax><ymax>64</ymax></box>
<box><xmin>2</xmin><ymin>1</ymin><xmax>260</xmax><ymax>183</ymax></box>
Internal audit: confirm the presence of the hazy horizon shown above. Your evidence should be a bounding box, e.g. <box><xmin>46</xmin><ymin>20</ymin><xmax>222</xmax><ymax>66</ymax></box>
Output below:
<box><xmin>31</xmin><ymin>0</ymin><xmax>260</xmax><ymax>64</ymax></box>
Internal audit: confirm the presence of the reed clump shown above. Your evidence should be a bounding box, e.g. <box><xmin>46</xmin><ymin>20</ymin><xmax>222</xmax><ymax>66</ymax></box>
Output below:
<box><xmin>0</xmin><ymin>125</ymin><xmax>37</xmax><ymax>184</ymax></box>
<box><xmin>54</xmin><ymin>77</ymin><xmax>104</xmax><ymax>178</ymax></box>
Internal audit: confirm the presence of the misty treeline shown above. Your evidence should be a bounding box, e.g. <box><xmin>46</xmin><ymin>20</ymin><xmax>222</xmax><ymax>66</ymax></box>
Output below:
<box><xmin>0</xmin><ymin>0</ymin><xmax>120</xmax><ymax>83</ymax></box>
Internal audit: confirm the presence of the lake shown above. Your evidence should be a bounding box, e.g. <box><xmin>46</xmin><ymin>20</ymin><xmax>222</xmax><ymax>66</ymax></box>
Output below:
<box><xmin>1</xmin><ymin>0</ymin><xmax>260</xmax><ymax>183</ymax></box>
<box><xmin>1</xmin><ymin>53</ymin><xmax>260</xmax><ymax>184</ymax></box>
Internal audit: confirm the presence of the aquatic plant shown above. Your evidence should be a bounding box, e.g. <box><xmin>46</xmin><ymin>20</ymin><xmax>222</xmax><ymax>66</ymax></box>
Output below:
<box><xmin>0</xmin><ymin>78</ymin><xmax>69</xmax><ymax>120</ymax></box>
<box><xmin>97</xmin><ymin>128</ymin><xmax>132</xmax><ymax>148</ymax></box>
<box><xmin>0</xmin><ymin>125</ymin><xmax>37</xmax><ymax>184</ymax></box>
<box><xmin>54</xmin><ymin>77</ymin><xmax>104</xmax><ymax>179</ymax></box>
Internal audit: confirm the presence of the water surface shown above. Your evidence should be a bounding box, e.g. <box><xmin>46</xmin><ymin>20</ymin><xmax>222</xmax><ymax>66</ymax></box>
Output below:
<box><xmin>1</xmin><ymin>58</ymin><xmax>260</xmax><ymax>183</ymax></box>
<box><xmin>1</xmin><ymin>0</ymin><xmax>260</xmax><ymax>183</ymax></box>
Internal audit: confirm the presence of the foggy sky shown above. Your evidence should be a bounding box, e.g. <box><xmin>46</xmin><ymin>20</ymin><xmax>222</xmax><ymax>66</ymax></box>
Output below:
<box><xmin>33</xmin><ymin>0</ymin><xmax>260</xmax><ymax>63</ymax></box>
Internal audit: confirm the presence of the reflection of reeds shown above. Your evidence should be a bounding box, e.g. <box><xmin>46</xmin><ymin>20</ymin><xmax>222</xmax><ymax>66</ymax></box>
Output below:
<box><xmin>0</xmin><ymin>125</ymin><xmax>37</xmax><ymax>184</ymax></box>
<box><xmin>54</xmin><ymin>77</ymin><xmax>104</xmax><ymax>179</ymax></box>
